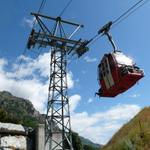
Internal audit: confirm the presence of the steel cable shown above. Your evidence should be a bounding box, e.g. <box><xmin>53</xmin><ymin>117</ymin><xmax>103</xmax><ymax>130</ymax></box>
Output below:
<box><xmin>89</xmin><ymin>0</ymin><xmax>150</xmax><ymax>46</ymax></box>
<box><xmin>59</xmin><ymin>0</ymin><xmax>73</xmax><ymax>17</ymax></box>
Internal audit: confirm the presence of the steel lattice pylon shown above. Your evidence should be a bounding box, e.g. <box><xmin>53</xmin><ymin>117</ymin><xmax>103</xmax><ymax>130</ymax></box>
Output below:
<box><xmin>45</xmin><ymin>46</ymin><xmax>72</xmax><ymax>149</ymax></box>
<box><xmin>27</xmin><ymin>13</ymin><xmax>88</xmax><ymax>150</ymax></box>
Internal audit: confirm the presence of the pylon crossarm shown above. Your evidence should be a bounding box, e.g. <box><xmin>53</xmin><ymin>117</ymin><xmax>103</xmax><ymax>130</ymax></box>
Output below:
<box><xmin>31</xmin><ymin>12</ymin><xmax>83</xmax><ymax>27</ymax></box>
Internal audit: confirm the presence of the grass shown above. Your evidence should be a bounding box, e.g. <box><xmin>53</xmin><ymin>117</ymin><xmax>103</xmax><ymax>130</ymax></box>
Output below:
<box><xmin>101</xmin><ymin>107</ymin><xmax>150</xmax><ymax>150</ymax></box>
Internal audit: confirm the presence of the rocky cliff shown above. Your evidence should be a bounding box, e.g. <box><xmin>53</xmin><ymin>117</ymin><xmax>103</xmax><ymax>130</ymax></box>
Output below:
<box><xmin>0</xmin><ymin>91</ymin><xmax>45</xmax><ymax>127</ymax></box>
<box><xmin>0</xmin><ymin>122</ymin><xmax>34</xmax><ymax>150</ymax></box>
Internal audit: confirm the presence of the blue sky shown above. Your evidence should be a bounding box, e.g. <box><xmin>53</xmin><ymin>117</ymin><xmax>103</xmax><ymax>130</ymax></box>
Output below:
<box><xmin>0</xmin><ymin>0</ymin><xmax>150</xmax><ymax>145</ymax></box>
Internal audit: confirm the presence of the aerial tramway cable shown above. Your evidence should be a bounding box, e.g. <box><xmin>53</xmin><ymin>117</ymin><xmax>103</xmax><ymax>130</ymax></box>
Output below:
<box><xmin>59</xmin><ymin>0</ymin><xmax>73</xmax><ymax>17</ymax></box>
<box><xmin>112</xmin><ymin>0</ymin><xmax>150</xmax><ymax>27</ymax></box>
<box><xmin>87</xmin><ymin>0</ymin><xmax>150</xmax><ymax>46</ymax></box>
<box><xmin>38</xmin><ymin>0</ymin><xmax>47</xmax><ymax>14</ymax></box>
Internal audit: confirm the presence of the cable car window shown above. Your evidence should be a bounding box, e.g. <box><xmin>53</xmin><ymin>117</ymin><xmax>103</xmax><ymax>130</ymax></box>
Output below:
<box><xmin>98</xmin><ymin>67</ymin><xmax>102</xmax><ymax>80</ymax></box>
<box><xmin>106</xmin><ymin>69</ymin><xmax>109</xmax><ymax>74</ymax></box>
<box><xmin>113</xmin><ymin>52</ymin><xmax>134</xmax><ymax>66</ymax></box>
<box><xmin>105</xmin><ymin>62</ymin><xmax>108</xmax><ymax>69</ymax></box>
<box><xmin>104</xmin><ymin>58</ymin><xmax>109</xmax><ymax>74</ymax></box>
<box><xmin>103</xmin><ymin>72</ymin><xmax>105</xmax><ymax>77</ymax></box>
<box><xmin>108</xmin><ymin>55</ymin><xmax>115</xmax><ymax>69</ymax></box>
<box><xmin>105</xmin><ymin>60</ymin><xmax>108</xmax><ymax>67</ymax></box>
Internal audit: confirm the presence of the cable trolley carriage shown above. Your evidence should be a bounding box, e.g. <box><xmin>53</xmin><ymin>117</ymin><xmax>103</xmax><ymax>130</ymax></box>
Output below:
<box><xmin>96</xmin><ymin>22</ymin><xmax>144</xmax><ymax>97</ymax></box>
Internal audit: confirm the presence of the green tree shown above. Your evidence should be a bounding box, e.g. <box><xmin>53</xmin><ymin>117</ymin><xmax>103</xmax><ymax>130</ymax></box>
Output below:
<box><xmin>72</xmin><ymin>132</ymin><xmax>84</xmax><ymax>150</ymax></box>
<box><xmin>0</xmin><ymin>108</ymin><xmax>7</xmax><ymax>122</ymax></box>
<box><xmin>83</xmin><ymin>145</ymin><xmax>99</xmax><ymax>150</ymax></box>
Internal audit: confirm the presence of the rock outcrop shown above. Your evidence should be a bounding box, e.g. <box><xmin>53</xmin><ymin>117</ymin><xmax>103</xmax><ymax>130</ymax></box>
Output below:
<box><xmin>0</xmin><ymin>122</ymin><xmax>26</xmax><ymax>135</ymax></box>
<box><xmin>0</xmin><ymin>122</ymin><xmax>33</xmax><ymax>150</ymax></box>
<box><xmin>1</xmin><ymin>136</ymin><xmax>27</xmax><ymax>150</ymax></box>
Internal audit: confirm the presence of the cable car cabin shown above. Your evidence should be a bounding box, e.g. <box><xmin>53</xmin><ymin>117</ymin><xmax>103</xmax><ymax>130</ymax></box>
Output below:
<box><xmin>97</xmin><ymin>51</ymin><xmax>144</xmax><ymax>97</ymax></box>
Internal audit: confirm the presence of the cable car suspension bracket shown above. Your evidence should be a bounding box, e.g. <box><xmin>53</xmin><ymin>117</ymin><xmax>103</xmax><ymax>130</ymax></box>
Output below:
<box><xmin>98</xmin><ymin>21</ymin><xmax>117</xmax><ymax>52</ymax></box>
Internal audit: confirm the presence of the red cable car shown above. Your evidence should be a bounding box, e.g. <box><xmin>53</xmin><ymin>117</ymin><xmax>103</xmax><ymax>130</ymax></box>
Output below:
<box><xmin>96</xmin><ymin>51</ymin><xmax>144</xmax><ymax>97</ymax></box>
<box><xmin>96</xmin><ymin>22</ymin><xmax>144</xmax><ymax>97</ymax></box>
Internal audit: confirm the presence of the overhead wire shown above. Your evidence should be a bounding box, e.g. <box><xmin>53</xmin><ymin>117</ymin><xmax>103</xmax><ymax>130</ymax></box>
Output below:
<box><xmin>88</xmin><ymin>0</ymin><xmax>150</xmax><ymax>46</ymax></box>
<box><xmin>37</xmin><ymin>0</ymin><xmax>47</xmax><ymax>14</ymax></box>
<box><xmin>59</xmin><ymin>0</ymin><xmax>73</xmax><ymax>17</ymax></box>
<box><xmin>33</xmin><ymin>0</ymin><xmax>47</xmax><ymax>27</ymax></box>
<box><xmin>113</xmin><ymin>0</ymin><xmax>146</xmax><ymax>25</ymax></box>
<box><xmin>87</xmin><ymin>35</ymin><xmax>103</xmax><ymax>47</ymax></box>
<box><xmin>112</xmin><ymin>0</ymin><xmax>150</xmax><ymax>28</ymax></box>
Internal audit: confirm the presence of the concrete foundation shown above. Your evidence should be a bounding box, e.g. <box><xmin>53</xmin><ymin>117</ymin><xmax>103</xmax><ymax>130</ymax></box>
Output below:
<box><xmin>36</xmin><ymin>124</ymin><xmax>62</xmax><ymax>150</ymax></box>
<box><xmin>36</xmin><ymin>124</ymin><xmax>45</xmax><ymax>150</ymax></box>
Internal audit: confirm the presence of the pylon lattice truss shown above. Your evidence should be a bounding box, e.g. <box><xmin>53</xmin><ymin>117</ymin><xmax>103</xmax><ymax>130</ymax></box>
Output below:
<box><xmin>27</xmin><ymin>13</ymin><xmax>88</xmax><ymax>150</ymax></box>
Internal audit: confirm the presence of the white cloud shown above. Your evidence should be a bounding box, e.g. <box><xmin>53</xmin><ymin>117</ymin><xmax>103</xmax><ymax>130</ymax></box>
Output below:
<box><xmin>84</xmin><ymin>56</ymin><xmax>97</xmax><ymax>63</ymax></box>
<box><xmin>69</xmin><ymin>94</ymin><xmax>81</xmax><ymax>113</ymax></box>
<box><xmin>6</xmin><ymin>53</ymin><xmax>50</xmax><ymax>84</ymax></box>
<box><xmin>0</xmin><ymin>58</ymin><xmax>7</xmax><ymax>72</ymax></box>
<box><xmin>88</xmin><ymin>98</ymin><xmax>93</xmax><ymax>103</ymax></box>
<box><xmin>67</xmin><ymin>71</ymin><xmax>74</xmax><ymax>89</ymax></box>
<box><xmin>129</xmin><ymin>93</ymin><xmax>140</xmax><ymax>98</ymax></box>
<box><xmin>71</xmin><ymin>102</ymin><xmax>141</xmax><ymax>144</ymax></box>
<box><xmin>0</xmin><ymin>52</ymin><xmax>74</xmax><ymax>113</ymax></box>
<box><xmin>23</xmin><ymin>17</ymin><xmax>36</xmax><ymax>28</ymax></box>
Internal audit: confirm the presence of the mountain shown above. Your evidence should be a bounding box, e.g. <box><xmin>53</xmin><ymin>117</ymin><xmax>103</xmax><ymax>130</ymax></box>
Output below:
<box><xmin>80</xmin><ymin>136</ymin><xmax>102</xmax><ymax>149</ymax></box>
<box><xmin>0</xmin><ymin>91</ymin><xmax>101</xmax><ymax>149</ymax></box>
<box><xmin>72</xmin><ymin>132</ymin><xmax>102</xmax><ymax>150</ymax></box>
<box><xmin>0</xmin><ymin>91</ymin><xmax>45</xmax><ymax>127</ymax></box>
<box><xmin>101</xmin><ymin>107</ymin><xmax>150</xmax><ymax>150</ymax></box>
